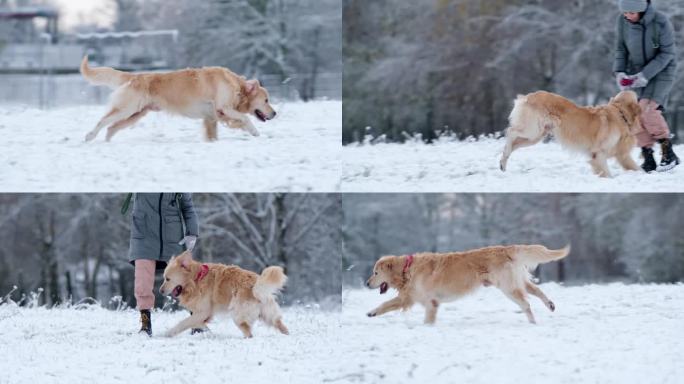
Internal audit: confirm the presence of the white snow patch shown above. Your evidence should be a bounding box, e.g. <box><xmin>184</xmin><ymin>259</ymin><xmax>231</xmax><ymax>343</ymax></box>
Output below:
<box><xmin>334</xmin><ymin>283</ymin><xmax>684</xmax><ymax>383</ymax></box>
<box><xmin>0</xmin><ymin>101</ymin><xmax>341</xmax><ymax>192</ymax></box>
<box><xmin>342</xmin><ymin>138</ymin><xmax>684</xmax><ymax>192</ymax></box>
<box><xmin>0</xmin><ymin>304</ymin><xmax>341</xmax><ymax>384</ymax></box>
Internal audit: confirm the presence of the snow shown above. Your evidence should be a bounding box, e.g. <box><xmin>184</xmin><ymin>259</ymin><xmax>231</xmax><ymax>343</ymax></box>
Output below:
<box><xmin>0</xmin><ymin>303</ymin><xmax>341</xmax><ymax>384</ymax></box>
<box><xmin>0</xmin><ymin>100</ymin><xmax>341</xmax><ymax>192</ymax></box>
<box><xmin>342</xmin><ymin>138</ymin><xmax>684</xmax><ymax>192</ymax></box>
<box><xmin>335</xmin><ymin>283</ymin><xmax>684</xmax><ymax>383</ymax></box>
<box><xmin>1</xmin><ymin>284</ymin><xmax>682</xmax><ymax>383</ymax></box>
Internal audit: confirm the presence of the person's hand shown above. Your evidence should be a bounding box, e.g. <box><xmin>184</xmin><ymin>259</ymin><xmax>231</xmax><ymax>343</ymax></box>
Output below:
<box><xmin>630</xmin><ymin>72</ymin><xmax>648</xmax><ymax>88</ymax></box>
<box><xmin>180</xmin><ymin>235</ymin><xmax>197</xmax><ymax>251</ymax></box>
<box><xmin>616</xmin><ymin>72</ymin><xmax>630</xmax><ymax>90</ymax></box>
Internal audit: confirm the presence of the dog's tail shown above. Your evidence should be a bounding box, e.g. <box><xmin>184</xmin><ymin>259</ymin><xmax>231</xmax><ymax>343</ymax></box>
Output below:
<box><xmin>80</xmin><ymin>55</ymin><xmax>134</xmax><ymax>89</ymax></box>
<box><xmin>514</xmin><ymin>244</ymin><xmax>570</xmax><ymax>269</ymax></box>
<box><xmin>253</xmin><ymin>266</ymin><xmax>287</xmax><ymax>303</ymax></box>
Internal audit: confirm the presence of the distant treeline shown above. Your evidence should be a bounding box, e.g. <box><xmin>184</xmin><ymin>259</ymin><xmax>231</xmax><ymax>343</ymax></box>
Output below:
<box><xmin>343</xmin><ymin>193</ymin><xmax>684</xmax><ymax>287</ymax></box>
<box><xmin>343</xmin><ymin>0</ymin><xmax>684</xmax><ymax>144</ymax></box>
<box><xmin>0</xmin><ymin>194</ymin><xmax>341</xmax><ymax>308</ymax></box>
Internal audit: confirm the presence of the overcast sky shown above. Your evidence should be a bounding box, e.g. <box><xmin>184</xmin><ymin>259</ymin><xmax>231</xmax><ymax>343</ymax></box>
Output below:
<box><xmin>51</xmin><ymin>0</ymin><xmax>114</xmax><ymax>31</ymax></box>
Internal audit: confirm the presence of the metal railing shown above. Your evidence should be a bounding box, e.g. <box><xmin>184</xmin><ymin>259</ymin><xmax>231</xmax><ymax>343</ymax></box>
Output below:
<box><xmin>0</xmin><ymin>72</ymin><xmax>341</xmax><ymax>108</ymax></box>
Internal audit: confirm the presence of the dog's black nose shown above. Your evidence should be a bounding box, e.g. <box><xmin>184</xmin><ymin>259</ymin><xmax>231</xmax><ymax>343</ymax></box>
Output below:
<box><xmin>365</xmin><ymin>280</ymin><xmax>370</xmax><ymax>288</ymax></box>
<box><xmin>272</xmin><ymin>111</ymin><xmax>277</xmax><ymax>117</ymax></box>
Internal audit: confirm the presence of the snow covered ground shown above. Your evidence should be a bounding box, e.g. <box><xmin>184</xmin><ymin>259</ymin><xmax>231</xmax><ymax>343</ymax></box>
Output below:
<box><xmin>342</xmin><ymin>138</ymin><xmax>684</xmax><ymax>192</ymax></box>
<box><xmin>0</xmin><ymin>100</ymin><xmax>341</xmax><ymax>192</ymax></box>
<box><xmin>1</xmin><ymin>284</ymin><xmax>682</xmax><ymax>383</ymax></box>
<box><xmin>335</xmin><ymin>283</ymin><xmax>684</xmax><ymax>383</ymax></box>
<box><xmin>0</xmin><ymin>303</ymin><xmax>341</xmax><ymax>384</ymax></box>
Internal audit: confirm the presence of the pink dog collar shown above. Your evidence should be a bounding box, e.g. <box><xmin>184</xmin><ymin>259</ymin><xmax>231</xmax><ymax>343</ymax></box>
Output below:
<box><xmin>195</xmin><ymin>264</ymin><xmax>209</xmax><ymax>282</ymax></box>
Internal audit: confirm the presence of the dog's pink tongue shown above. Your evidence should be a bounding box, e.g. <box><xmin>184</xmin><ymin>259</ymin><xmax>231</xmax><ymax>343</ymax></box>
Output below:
<box><xmin>380</xmin><ymin>282</ymin><xmax>388</xmax><ymax>294</ymax></box>
<box><xmin>172</xmin><ymin>285</ymin><xmax>182</xmax><ymax>298</ymax></box>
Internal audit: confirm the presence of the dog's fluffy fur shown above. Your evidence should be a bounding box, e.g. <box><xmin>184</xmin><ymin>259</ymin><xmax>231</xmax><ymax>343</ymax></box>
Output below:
<box><xmin>160</xmin><ymin>251</ymin><xmax>289</xmax><ymax>338</ymax></box>
<box><xmin>499</xmin><ymin>90</ymin><xmax>642</xmax><ymax>177</ymax></box>
<box><xmin>366</xmin><ymin>244</ymin><xmax>570</xmax><ymax>324</ymax></box>
<box><xmin>80</xmin><ymin>56</ymin><xmax>276</xmax><ymax>142</ymax></box>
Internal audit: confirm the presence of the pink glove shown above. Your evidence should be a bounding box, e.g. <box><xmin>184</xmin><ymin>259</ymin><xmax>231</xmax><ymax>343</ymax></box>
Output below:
<box><xmin>616</xmin><ymin>72</ymin><xmax>630</xmax><ymax>90</ymax></box>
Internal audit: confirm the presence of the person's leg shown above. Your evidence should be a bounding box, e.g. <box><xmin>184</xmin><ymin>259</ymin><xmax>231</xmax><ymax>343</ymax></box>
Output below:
<box><xmin>640</xmin><ymin>100</ymin><xmax>670</xmax><ymax>141</ymax></box>
<box><xmin>652</xmin><ymin>106</ymin><xmax>680</xmax><ymax>171</ymax></box>
<box><xmin>134</xmin><ymin>259</ymin><xmax>156</xmax><ymax>336</ymax></box>
<box><xmin>638</xmin><ymin>99</ymin><xmax>678</xmax><ymax>171</ymax></box>
<box><xmin>636</xmin><ymin>99</ymin><xmax>659</xmax><ymax>172</ymax></box>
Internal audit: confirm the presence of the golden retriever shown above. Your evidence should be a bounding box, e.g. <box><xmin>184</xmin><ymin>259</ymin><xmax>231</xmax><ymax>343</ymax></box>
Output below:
<box><xmin>366</xmin><ymin>244</ymin><xmax>569</xmax><ymax>324</ymax></box>
<box><xmin>499</xmin><ymin>90</ymin><xmax>641</xmax><ymax>177</ymax></box>
<box><xmin>80</xmin><ymin>56</ymin><xmax>276</xmax><ymax>142</ymax></box>
<box><xmin>159</xmin><ymin>251</ymin><xmax>289</xmax><ymax>338</ymax></box>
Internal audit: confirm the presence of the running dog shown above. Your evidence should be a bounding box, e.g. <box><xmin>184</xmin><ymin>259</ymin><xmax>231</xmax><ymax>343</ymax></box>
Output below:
<box><xmin>80</xmin><ymin>56</ymin><xmax>276</xmax><ymax>141</ymax></box>
<box><xmin>366</xmin><ymin>244</ymin><xmax>570</xmax><ymax>324</ymax></box>
<box><xmin>499</xmin><ymin>90</ymin><xmax>641</xmax><ymax>177</ymax></box>
<box><xmin>160</xmin><ymin>251</ymin><xmax>289</xmax><ymax>338</ymax></box>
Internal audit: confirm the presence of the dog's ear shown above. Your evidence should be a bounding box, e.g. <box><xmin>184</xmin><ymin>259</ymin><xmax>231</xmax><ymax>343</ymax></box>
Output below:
<box><xmin>177</xmin><ymin>251</ymin><xmax>193</xmax><ymax>270</ymax></box>
<box><xmin>629</xmin><ymin>102</ymin><xmax>641</xmax><ymax>122</ymax></box>
<box><xmin>623</xmin><ymin>99</ymin><xmax>642</xmax><ymax>125</ymax></box>
<box><xmin>245</xmin><ymin>79</ymin><xmax>260</xmax><ymax>95</ymax></box>
<box><xmin>383</xmin><ymin>255</ymin><xmax>400</xmax><ymax>271</ymax></box>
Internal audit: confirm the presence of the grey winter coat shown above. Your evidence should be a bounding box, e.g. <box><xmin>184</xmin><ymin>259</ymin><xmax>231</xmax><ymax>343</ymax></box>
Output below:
<box><xmin>613</xmin><ymin>4</ymin><xmax>677</xmax><ymax>108</ymax></box>
<box><xmin>128</xmin><ymin>193</ymin><xmax>199</xmax><ymax>270</ymax></box>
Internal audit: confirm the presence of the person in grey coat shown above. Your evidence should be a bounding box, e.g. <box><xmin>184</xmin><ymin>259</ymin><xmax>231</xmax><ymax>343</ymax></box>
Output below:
<box><xmin>614</xmin><ymin>0</ymin><xmax>679</xmax><ymax>172</ymax></box>
<box><xmin>128</xmin><ymin>193</ymin><xmax>199</xmax><ymax>336</ymax></box>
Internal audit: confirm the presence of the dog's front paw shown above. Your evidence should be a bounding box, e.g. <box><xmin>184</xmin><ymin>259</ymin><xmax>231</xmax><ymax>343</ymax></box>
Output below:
<box><xmin>366</xmin><ymin>311</ymin><xmax>377</xmax><ymax>317</ymax></box>
<box><xmin>247</xmin><ymin>127</ymin><xmax>260</xmax><ymax>137</ymax></box>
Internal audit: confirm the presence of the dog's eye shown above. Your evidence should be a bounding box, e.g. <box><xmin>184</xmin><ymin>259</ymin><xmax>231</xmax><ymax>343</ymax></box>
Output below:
<box><xmin>374</xmin><ymin>271</ymin><xmax>378</xmax><ymax>275</ymax></box>
<box><xmin>165</xmin><ymin>278</ymin><xmax>169</xmax><ymax>281</ymax></box>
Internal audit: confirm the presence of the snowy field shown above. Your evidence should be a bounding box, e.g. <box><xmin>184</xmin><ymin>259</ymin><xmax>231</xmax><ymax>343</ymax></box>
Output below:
<box><xmin>0</xmin><ymin>100</ymin><xmax>340</xmax><ymax>192</ymax></box>
<box><xmin>335</xmin><ymin>283</ymin><xmax>684</xmax><ymax>383</ymax></box>
<box><xmin>342</xmin><ymin>138</ymin><xmax>684</xmax><ymax>192</ymax></box>
<box><xmin>0</xmin><ymin>303</ymin><xmax>341</xmax><ymax>384</ymax></box>
<box><xmin>1</xmin><ymin>284</ymin><xmax>682</xmax><ymax>384</ymax></box>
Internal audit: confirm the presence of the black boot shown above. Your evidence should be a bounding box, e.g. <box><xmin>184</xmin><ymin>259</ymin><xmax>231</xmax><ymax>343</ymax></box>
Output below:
<box><xmin>139</xmin><ymin>309</ymin><xmax>152</xmax><ymax>336</ymax></box>
<box><xmin>657</xmin><ymin>138</ymin><xmax>680</xmax><ymax>172</ymax></box>
<box><xmin>641</xmin><ymin>147</ymin><xmax>657</xmax><ymax>173</ymax></box>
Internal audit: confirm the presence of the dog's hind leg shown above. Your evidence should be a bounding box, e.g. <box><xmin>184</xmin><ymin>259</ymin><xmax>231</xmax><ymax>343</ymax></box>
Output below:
<box><xmin>86</xmin><ymin>107</ymin><xmax>123</xmax><ymax>142</ymax></box>
<box><xmin>273</xmin><ymin>318</ymin><xmax>289</xmax><ymax>335</ymax></box>
<box><xmin>502</xmin><ymin>288</ymin><xmax>536</xmax><ymax>324</ymax></box>
<box><xmin>259</xmin><ymin>299</ymin><xmax>289</xmax><ymax>335</ymax></box>
<box><xmin>525</xmin><ymin>282</ymin><xmax>555</xmax><ymax>312</ymax></box>
<box><xmin>424</xmin><ymin>299</ymin><xmax>439</xmax><ymax>325</ymax></box>
<box><xmin>235</xmin><ymin>320</ymin><xmax>254</xmax><ymax>338</ymax></box>
<box><xmin>500</xmin><ymin>130</ymin><xmax>517</xmax><ymax>171</ymax></box>
<box><xmin>500</xmin><ymin>130</ymin><xmax>545</xmax><ymax>171</ymax></box>
<box><xmin>86</xmin><ymin>104</ymin><xmax>142</xmax><ymax>142</ymax></box>
<box><xmin>105</xmin><ymin>107</ymin><xmax>150</xmax><ymax>141</ymax></box>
